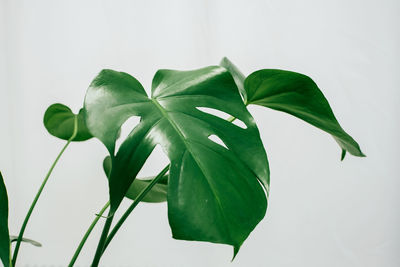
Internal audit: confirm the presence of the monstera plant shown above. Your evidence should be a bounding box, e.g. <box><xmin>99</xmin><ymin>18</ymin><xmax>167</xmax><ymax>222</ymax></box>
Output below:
<box><xmin>0</xmin><ymin>57</ymin><xmax>364</xmax><ymax>266</ymax></box>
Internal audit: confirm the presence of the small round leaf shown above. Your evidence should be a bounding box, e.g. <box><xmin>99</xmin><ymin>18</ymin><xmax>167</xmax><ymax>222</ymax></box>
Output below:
<box><xmin>44</xmin><ymin>103</ymin><xmax>92</xmax><ymax>141</ymax></box>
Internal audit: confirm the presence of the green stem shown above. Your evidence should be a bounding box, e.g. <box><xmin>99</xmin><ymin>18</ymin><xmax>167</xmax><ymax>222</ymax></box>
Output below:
<box><xmin>90</xmin><ymin>212</ymin><xmax>114</xmax><ymax>267</ymax></box>
<box><xmin>67</xmin><ymin>201</ymin><xmax>110</xmax><ymax>267</ymax></box>
<box><xmin>102</xmin><ymin>164</ymin><xmax>170</xmax><ymax>254</ymax></box>
<box><xmin>227</xmin><ymin>116</ymin><xmax>236</xmax><ymax>122</ymax></box>
<box><xmin>12</xmin><ymin>116</ymin><xmax>78</xmax><ymax>266</ymax></box>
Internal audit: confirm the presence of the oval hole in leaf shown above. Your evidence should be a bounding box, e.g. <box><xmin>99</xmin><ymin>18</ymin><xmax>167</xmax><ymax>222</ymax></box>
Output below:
<box><xmin>208</xmin><ymin>134</ymin><xmax>229</xmax><ymax>149</ymax></box>
<box><xmin>196</xmin><ymin>107</ymin><xmax>247</xmax><ymax>129</ymax></box>
<box><xmin>231</xmin><ymin>119</ymin><xmax>247</xmax><ymax>129</ymax></box>
<box><xmin>196</xmin><ymin>107</ymin><xmax>231</xmax><ymax>120</ymax></box>
<box><xmin>115</xmin><ymin>116</ymin><xmax>141</xmax><ymax>155</ymax></box>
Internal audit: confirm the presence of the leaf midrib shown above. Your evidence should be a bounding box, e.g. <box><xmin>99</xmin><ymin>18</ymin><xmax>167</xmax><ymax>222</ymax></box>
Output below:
<box><xmin>151</xmin><ymin>98</ymin><xmax>234</xmax><ymax>243</ymax></box>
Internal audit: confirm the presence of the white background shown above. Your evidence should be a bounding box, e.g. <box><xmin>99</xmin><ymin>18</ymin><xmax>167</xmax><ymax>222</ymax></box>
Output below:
<box><xmin>1</xmin><ymin>0</ymin><xmax>399</xmax><ymax>266</ymax></box>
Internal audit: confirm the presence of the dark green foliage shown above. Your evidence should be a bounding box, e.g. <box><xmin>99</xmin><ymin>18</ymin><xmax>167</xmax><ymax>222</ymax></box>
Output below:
<box><xmin>84</xmin><ymin>66</ymin><xmax>270</xmax><ymax>253</ymax></box>
<box><xmin>220</xmin><ymin>58</ymin><xmax>364</xmax><ymax>159</ymax></box>
<box><xmin>220</xmin><ymin>57</ymin><xmax>246</xmax><ymax>103</ymax></box>
<box><xmin>36</xmin><ymin>58</ymin><xmax>364</xmax><ymax>261</ymax></box>
<box><xmin>0</xmin><ymin>172</ymin><xmax>10</xmax><ymax>267</ymax></box>
<box><xmin>244</xmin><ymin>69</ymin><xmax>364</xmax><ymax>158</ymax></box>
<box><xmin>44</xmin><ymin>103</ymin><xmax>92</xmax><ymax>141</ymax></box>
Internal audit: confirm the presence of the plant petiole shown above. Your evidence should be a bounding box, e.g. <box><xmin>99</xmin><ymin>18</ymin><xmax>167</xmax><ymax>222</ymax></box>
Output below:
<box><xmin>67</xmin><ymin>201</ymin><xmax>110</xmax><ymax>267</ymax></box>
<box><xmin>101</xmin><ymin>164</ymin><xmax>170</xmax><ymax>254</ymax></box>
<box><xmin>12</xmin><ymin>115</ymin><xmax>78</xmax><ymax>266</ymax></box>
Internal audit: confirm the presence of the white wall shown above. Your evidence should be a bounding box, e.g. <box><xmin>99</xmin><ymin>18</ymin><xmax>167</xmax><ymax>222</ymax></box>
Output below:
<box><xmin>1</xmin><ymin>0</ymin><xmax>399</xmax><ymax>266</ymax></box>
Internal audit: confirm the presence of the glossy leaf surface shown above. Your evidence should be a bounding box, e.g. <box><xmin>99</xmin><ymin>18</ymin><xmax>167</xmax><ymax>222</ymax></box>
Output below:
<box><xmin>220</xmin><ymin>57</ymin><xmax>246</xmax><ymax>103</ymax></box>
<box><xmin>0</xmin><ymin>172</ymin><xmax>10</xmax><ymax>267</ymax></box>
<box><xmin>244</xmin><ymin>69</ymin><xmax>364</xmax><ymax>158</ymax></box>
<box><xmin>103</xmin><ymin>156</ymin><xmax>168</xmax><ymax>203</ymax></box>
<box><xmin>84</xmin><ymin>66</ymin><xmax>269</xmax><ymax>251</ymax></box>
<box><xmin>44</xmin><ymin>103</ymin><xmax>92</xmax><ymax>141</ymax></box>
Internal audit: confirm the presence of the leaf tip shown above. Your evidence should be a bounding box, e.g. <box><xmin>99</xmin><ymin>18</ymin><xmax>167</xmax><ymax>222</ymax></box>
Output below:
<box><xmin>340</xmin><ymin>149</ymin><xmax>346</xmax><ymax>161</ymax></box>
<box><xmin>231</xmin><ymin>244</ymin><xmax>241</xmax><ymax>261</ymax></box>
<box><xmin>341</xmin><ymin>148</ymin><xmax>366</xmax><ymax>161</ymax></box>
<box><xmin>219</xmin><ymin>56</ymin><xmax>229</xmax><ymax>65</ymax></box>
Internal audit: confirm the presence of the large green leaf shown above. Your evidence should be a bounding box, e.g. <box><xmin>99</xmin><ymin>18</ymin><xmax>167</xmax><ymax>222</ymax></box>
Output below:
<box><xmin>0</xmin><ymin>172</ymin><xmax>10</xmax><ymax>267</ymax></box>
<box><xmin>103</xmin><ymin>156</ymin><xmax>168</xmax><ymax>203</ymax></box>
<box><xmin>244</xmin><ymin>69</ymin><xmax>365</xmax><ymax>159</ymax></box>
<box><xmin>44</xmin><ymin>103</ymin><xmax>93</xmax><ymax>141</ymax></box>
<box><xmin>84</xmin><ymin>66</ymin><xmax>269</xmax><ymax>252</ymax></box>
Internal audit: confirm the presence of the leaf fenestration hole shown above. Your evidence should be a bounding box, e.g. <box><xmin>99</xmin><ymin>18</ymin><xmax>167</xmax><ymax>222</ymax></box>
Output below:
<box><xmin>196</xmin><ymin>107</ymin><xmax>247</xmax><ymax>129</ymax></box>
<box><xmin>231</xmin><ymin>119</ymin><xmax>247</xmax><ymax>129</ymax></box>
<box><xmin>196</xmin><ymin>107</ymin><xmax>231</xmax><ymax>120</ymax></box>
<box><xmin>208</xmin><ymin>134</ymin><xmax>229</xmax><ymax>150</ymax></box>
<box><xmin>136</xmin><ymin>144</ymin><xmax>170</xmax><ymax>178</ymax></box>
<box><xmin>115</xmin><ymin>116</ymin><xmax>141</xmax><ymax>155</ymax></box>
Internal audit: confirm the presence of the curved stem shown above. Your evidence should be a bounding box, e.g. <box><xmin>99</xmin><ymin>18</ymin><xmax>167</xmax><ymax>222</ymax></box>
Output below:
<box><xmin>90</xmin><ymin>212</ymin><xmax>113</xmax><ymax>267</ymax></box>
<box><xmin>67</xmin><ymin>201</ymin><xmax>109</xmax><ymax>267</ymax></box>
<box><xmin>12</xmin><ymin>116</ymin><xmax>78</xmax><ymax>266</ymax></box>
<box><xmin>102</xmin><ymin>164</ymin><xmax>170</xmax><ymax>254</ymax></box>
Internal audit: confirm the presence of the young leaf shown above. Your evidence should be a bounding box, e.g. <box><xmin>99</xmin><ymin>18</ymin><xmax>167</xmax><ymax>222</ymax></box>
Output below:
<box><xmin>103</xmin><ymin>156</ymin><xmax>168</xmax><ymax>203</ymax></box>
<box><xmin>244</xmin><ymin>69</ymin><xmax>365</xmax><ymax>159</ymax></box>
<box><xmin>44</xmin><ymin>103</ymin><xmax>93</xmax><ymax>141</ymax></box>
<box><xmin>0</xmin><ymin>172</ymin><xmax>10</xmax><ymax>267</ymax></box>
<box><xmin>84</xmin><ymin>66</ymin><xmax>269</xmax><ymax>252</ymax></box>
<box><xmin>220</xmin><ymin>57</ymin><xmax>247</xmax><ymax>103</ymax></box>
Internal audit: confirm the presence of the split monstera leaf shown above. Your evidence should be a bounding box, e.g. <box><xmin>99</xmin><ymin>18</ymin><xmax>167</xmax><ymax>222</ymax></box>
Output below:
<box><xmin>84</xmin><ymin>66</ymin><xmax>270</xmax><ymax>253</ymax></box>
<box><xmin>31</xmin><ymin>57</ymin><xmax>363</xmax><ymax>259</ymax></box>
